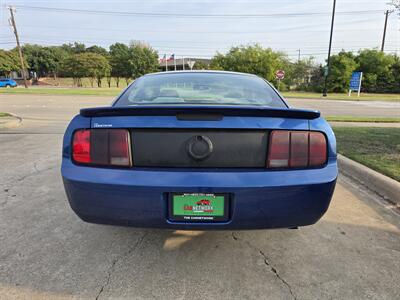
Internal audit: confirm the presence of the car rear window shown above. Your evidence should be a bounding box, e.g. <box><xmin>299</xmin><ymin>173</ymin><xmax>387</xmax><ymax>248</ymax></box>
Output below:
<box><xmin>115</xmin><ymin>72</ymin><xmax>287</xmax><ymax>108</ymax></box>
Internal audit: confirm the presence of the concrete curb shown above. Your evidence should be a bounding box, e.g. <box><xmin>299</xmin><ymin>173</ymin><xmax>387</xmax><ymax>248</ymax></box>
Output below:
<box><xmin>338</xmin><ymin>154</ymin><xmax>400</xmax><ymax>205</ymax></box>
<box><xmin>0</xmin><ymin>113</ymin><xmax>22</xmax><ymax>129</ymax></box>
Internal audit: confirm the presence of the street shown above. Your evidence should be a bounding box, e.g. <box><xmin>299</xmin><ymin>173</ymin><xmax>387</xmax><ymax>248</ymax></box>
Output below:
<box><xmin>1</xmin><ymin>94</ymin><xmax>400</xmax><ymax>299</ymax></box>
<box><xmin>0</xmin><ymin>94</ymin><xmax>400</xmax><ymax>134</ymax></box>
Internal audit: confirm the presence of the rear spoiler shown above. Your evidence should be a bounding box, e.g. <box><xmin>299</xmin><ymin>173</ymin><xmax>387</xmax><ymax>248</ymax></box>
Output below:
<box><xmin>80</xmin><ymin>105</ymin><xmax>320</xmax><ymax>120</ymax></box>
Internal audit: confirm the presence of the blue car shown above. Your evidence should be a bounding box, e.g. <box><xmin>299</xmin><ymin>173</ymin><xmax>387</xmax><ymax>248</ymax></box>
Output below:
<box><xmin>62</xmin><ymin>71</ymin><xmax>337</xmax><ymax>230</ymax></box>
<box><xmin>0</xmin><ymin>78</ymin><xmax>17</xmax><ymax>88</ymax></box>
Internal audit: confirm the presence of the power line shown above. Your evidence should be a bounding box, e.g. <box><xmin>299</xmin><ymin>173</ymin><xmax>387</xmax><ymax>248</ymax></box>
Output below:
<box><xmin>16</xmin><ymin>37</ymin><xmax>395</xmax><ymax>52</ymax></box>
<box><xmin>16</xmin><ymin>34</ymin><xmax>395</xmax><ymax>47</ymax></box>
<box><xmin>13</xmin><ymin>24</ymin><xmax>398</xmax><ymax>34</ymax></box>
<box><xmin>14</xmin><ymin>5</ymin><xmax>384</xmax><ymax>18</ymax></box>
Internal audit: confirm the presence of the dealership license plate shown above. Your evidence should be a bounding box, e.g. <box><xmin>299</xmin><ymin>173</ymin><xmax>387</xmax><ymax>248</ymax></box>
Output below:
<box><xmin>169</xmin><ymin>193</ymin><xmax>229</xmax><ymax>222</ymax></box>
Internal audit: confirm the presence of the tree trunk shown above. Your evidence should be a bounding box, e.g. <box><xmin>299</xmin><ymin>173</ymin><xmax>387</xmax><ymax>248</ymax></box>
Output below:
<box><xmin>97</xmin><ymin>77</ymin><xmax>102</xmax><ymax>87</ymax></box>
<box><xmin>115</xmin><ymin>77</ymin><xmax>120</xmax><ymax>88</ymax></box>
<box><xmin>107</xmin><ymin>76</ymin><xmax>111</xmax><ymax>88</ymax></box>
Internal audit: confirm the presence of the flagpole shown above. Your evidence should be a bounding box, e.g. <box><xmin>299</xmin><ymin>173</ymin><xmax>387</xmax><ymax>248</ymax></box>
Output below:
<box><xmin>174</xmin><ymin>55</ymin><xmax>176</xmax><ymax>71</ymax></box>
<box><xmin>182</xmin><ymin>57</ymin><xmax>185</xmax><ymax>70</ymax></box>
<box><xmin>165</xmin><ymin>54</ymin><xmax>167</xmax><ymax>71</ymax></box>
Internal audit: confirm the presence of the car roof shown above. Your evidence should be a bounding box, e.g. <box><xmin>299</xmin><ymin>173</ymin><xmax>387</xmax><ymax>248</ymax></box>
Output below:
<box><xmin>143</xmin><ymin>70</ymin><xmax>260</xmax><ymax>78</ymax></box>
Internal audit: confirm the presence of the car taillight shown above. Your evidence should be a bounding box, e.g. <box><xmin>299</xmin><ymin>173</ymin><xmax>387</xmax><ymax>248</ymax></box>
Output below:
<box><xmin>72</xmin><ymin>129</ymin><xmax>91</xmax><ymax>163</ymax></box>
<box><xmin>267</xmin><ymin>130</ymin><xmax>327</xmax><ymax>168</ymax></box>
<box><xmin>72</xmin><ymin>129</ymin><xmax>131</xmax><ymax>167</ymax></box>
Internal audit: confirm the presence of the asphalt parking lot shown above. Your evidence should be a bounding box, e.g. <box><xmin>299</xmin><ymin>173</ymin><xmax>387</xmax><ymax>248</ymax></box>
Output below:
<box><xmin>1</xmin><ymin>94</ymin><xmax>400</xmax><ymax>299</ymax></box>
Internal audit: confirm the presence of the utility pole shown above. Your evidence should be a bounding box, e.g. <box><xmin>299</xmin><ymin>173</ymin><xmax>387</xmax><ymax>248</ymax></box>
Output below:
<box><xmin>323</xmin><ymin>0</ymin><xmax>336</xmax><ymax>97</ymax></box>
<box><xmin>297</xmin><ymin>49</ymin><xmax>301</xmax><ymax>62</ymax></box>
<box><xmin>381</xmin><ymin>10</ymin><xmax>392</xmax><ymax>52</ymax></box>
<box><xmin>8</xmin><ymin>6</ymin><xmax>28</xmax><ymax>88</ymax></box>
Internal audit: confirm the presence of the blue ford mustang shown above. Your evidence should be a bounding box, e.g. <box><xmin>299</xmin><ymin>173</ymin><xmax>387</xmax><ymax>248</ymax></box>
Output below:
<box><xmin>62</xmin><ymin>71</ymin><xmax>337</xmax><ymax>230</ymax></box>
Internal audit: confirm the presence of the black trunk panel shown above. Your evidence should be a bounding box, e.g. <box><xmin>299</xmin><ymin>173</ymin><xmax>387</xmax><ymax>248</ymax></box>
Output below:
<box><xmin>131</xmin><ymin>129</ymin><xmax>268</xmax><ymax>168</ymax></box>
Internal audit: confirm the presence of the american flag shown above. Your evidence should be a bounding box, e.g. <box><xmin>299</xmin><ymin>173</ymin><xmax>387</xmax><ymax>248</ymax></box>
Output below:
<box><xmin>159</xmin><ymin>54</ymin><xmax>167</xmax><ymax>63</ymax></box>
<box><xmin>167</xmin><ymin>54</ymin><xmax>175</xmax><ymax>61</ymax></box>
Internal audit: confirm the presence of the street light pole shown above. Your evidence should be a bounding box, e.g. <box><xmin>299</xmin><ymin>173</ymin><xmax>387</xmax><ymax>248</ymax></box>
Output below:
<box><xmin>322</xmin><ymin>0</ymin><xmax>337</xmax><ymax>97</ymax></box>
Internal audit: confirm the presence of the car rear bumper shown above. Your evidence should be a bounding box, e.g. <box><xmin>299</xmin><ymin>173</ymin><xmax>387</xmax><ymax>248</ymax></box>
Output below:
<box><xmin>61</xmin><ymin>158</ymin><xmax>337</xmax><ymax>230</ymax></box>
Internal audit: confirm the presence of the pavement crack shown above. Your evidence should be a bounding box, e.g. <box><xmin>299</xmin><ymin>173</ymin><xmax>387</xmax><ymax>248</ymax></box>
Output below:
<box><xmin>231</xmin><ymin>232</ymin><xmax>238</xmax><ymax>240</ymax></box>
<box><xmin>231</xmin><ymin>232</ymin><xmax>297</xmax><ymax>300</ymax></box>
<box><xmin>33</xmin><ymin>162</ymin><xmax>40</xmax><ymax>173</ymax></box>
<box><xmin>1</xmin><ymin>188</ymin><xmax>16</xmax><ymax>207</ymax></box>
<box><xmin>95</xmin><ymin>231</ymin><xmax>148</xmax><ymax>300</ymax></box>
<box><xmin>259</xmin><ymin>250</ymin><xmax>297</xmax><ymax>300</ymax></box>
<box><xmin>17</xmin><ymin>165</ymin><xmax>56</xmax><ymax>183</ymax></box>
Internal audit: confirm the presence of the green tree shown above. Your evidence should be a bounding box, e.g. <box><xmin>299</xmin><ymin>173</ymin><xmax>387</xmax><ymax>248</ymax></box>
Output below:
<box><xmin>62</xmin><ymin>52</ymin><xmax>110</xmax><ymax>87</ymax></box>
<box><xmin>62</xmin><ymin>53</ymin><xmax>87</xmax><ymax>86</ymax></box>
<box><xmin>326</xmin><ymin>51</ymin><xmax>358</xmax><ymax>92</ymax></box>
<box><xmin>61</xmin><ymin>42</ymin><xmax>86</xmax><ymax>54</ymax></box>
<box><xmin>86</xmin><ymin>45</ymin><xmax>108</xmax><ymax>56</ymax></box>
<box><xmin>109</xmin><ymin>42</ymin><xmax>130</xmax><ymax>87</ymax></box>
<box><xmin>83</xmin><ymin>53</ymin><xmax>111</xmax><ymax>87</ymax></box>
<box><xmin>0</xmin><ymin>49</ymin><xmax>22</xmax><ymax>77</ymax></box>
<box><xmin>389</xmin><ymin>55</ymin><xmax>400</xmax><ymax>93</ymax></box>
<box><xmin>127</xmin><ymin>41</ymin><xmax>159</xmax><ymax>81</ymax></box>
<box><xmin>308</xmin><ymin>65</ymin><xmax>325</xmax><ymax>92</ymax></box>
<box><xmin>285</xmin><ymin>57</ymin><xmax>317</xmax><ymax>90</ymax></box>
<box><xmin>210</xmin><ymin>44</ymin><xmax>289</xmax><ymax>86</ymax></box>
<box><xmin>47</xmin><ymin>46</ymin><xmax>70</xmax><ymax>79</ymax></box>
<box><xmin>192</xmin><ymin>61</ymin><xmax>209</xmax><ymax>70</ymax></box>
<box><xmin>356</xmin><ymin>49</ymin><xmax>395</xmax><ymax>93</ymax></box>
<box><xmin>22</xmin><ymin>44</ymin><xmax>68</xmax><ymax>80</ymax></box>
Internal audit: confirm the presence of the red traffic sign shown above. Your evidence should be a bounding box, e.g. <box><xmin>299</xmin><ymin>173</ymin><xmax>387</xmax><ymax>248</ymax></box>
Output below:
<box><xmin>275</xmin><ymin>70</ymin><xmax>285</xmax><ymax>80</ymax></box>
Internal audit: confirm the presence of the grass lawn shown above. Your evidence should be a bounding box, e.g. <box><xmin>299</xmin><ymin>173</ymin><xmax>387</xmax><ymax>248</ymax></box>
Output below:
<box><xmin>0</xmin><ymin>87</ymin><xmax>122</xmax><ymax>96</ymax></box>
<box><xmin>0</xmin><ymin>84</ymin><xmax>399</xmax><ymax>101</ymax></box>
<box><xmin>39</xmin><ymin>77</ymin><xmax>127</xmax><ymax>88</ymax></box>
<box><xmin>0</xmin><ymin>112</ymin><xmax>11</xmax><ymax>117</ymax></box>
<box><xmin>333</xmin><ymin>127</ymin><xmax>400</xmax><ymax>181</ymax></box>
<box><xmin>326</xmin><ymin>116</ymin><xmax>400</xmax><ymax>123</ymax></box>
<box><xmin>283</xmin><ymin>91</ymin><xmax>400</xmax><ymax>102</ymax></box>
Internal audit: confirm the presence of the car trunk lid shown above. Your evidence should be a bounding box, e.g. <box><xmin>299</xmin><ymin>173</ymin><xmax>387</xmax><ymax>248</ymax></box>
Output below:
<box><xmin>82</xmin><ymin>105</ymin><xmax>316</xmax><ymax>168</ymax></box>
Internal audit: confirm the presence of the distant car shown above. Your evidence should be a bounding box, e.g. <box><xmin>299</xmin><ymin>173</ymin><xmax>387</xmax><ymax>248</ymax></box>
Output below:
<box><xmin>61</xmin><ymin>71</ymin><xmax>337</xmax><ymax>230</ymax></box>
<box><xmin>0</xmin><ymin>78</ymin><xmax>17</xmax><ymax>88</ymax></box>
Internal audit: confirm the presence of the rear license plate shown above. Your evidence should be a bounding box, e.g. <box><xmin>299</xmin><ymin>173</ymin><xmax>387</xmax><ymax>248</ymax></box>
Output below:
<box><xmin>169</xmin><ymin>193</ymin><xmax>229</xmax><ymax>222</ymax></box>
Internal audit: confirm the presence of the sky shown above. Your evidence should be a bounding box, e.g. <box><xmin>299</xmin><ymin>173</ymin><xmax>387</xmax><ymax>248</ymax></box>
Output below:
<box><xmin>0</xmin><ymin>0</ymin><xmax>399</xmax><ymax>63</ymax></box>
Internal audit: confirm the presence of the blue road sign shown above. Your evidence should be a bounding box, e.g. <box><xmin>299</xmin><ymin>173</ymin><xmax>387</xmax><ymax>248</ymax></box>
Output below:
<box><xmin>349</xmin><ymin>72</ymin><xmax>362</xmax><ymax>91</ymax></box>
